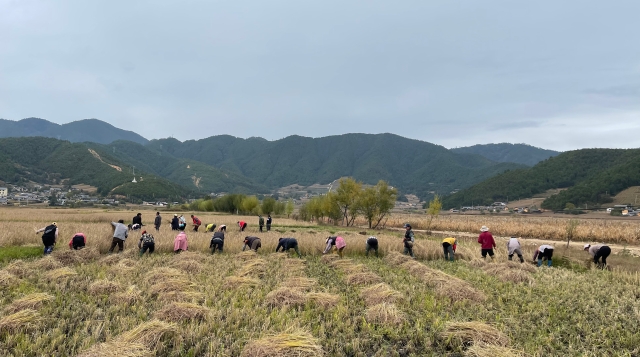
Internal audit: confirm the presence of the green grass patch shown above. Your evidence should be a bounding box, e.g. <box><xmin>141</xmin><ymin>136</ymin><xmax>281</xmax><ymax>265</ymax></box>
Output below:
<box><xmin>0</xmin><ymin>245</ymin><xmax>42</xmax><ymax>263</ymax></box>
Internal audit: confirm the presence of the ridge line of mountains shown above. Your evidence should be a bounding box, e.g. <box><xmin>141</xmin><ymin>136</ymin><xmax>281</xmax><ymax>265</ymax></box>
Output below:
<box><xmin>6</xmin><ymin>117</ymin><xmax>629</xmax><ymax>210</ymax></box>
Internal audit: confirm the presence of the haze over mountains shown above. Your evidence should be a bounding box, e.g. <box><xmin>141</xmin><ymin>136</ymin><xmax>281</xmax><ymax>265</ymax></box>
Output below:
<box><xmin>0</xmin><ymin>117</ymin><xmax>565</xmax><ymax>202</ymax></box>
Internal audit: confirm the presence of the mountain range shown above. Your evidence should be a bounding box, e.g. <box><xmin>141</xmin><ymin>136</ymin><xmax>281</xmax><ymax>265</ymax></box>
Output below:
<box><xmin>0</xmin><ymin>117</ymin><xmax>566</xmax><ymax>202</ymax></box>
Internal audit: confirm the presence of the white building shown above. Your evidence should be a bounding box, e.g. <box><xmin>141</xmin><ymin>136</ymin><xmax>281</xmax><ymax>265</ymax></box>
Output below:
<box><xmin>0</xmin><ymin>187</ymin><xmax>7</xmax><ymax>198</ymax></box>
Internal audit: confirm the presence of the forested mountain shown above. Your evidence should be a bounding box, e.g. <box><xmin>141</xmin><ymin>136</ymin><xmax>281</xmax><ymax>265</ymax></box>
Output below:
<box><xmin>147</xmin><ymin>133</ymin><xmax>525</xmax><ymax>199</ymax></box>
<box><xmin>451</xmin><ymin>143</ymin><xmax>559</xmax><ymax>166</ymax></box>
<box><xmin>0</xmin><ymin>118</ymin><xmax>148</xmax><ymax>145</ymax></box>
<box><xmin>86</xmin><ymin>141</ymin><xmax>268</xmax><ymax>194</ymax></box>
<box><xmin>442</xmin><ymin>149</ymin><xmax>640</xmax><ymax>210</ymax></box>
<box><xmin>0</xmin><ymin>137</ymin><xmax>191</xmax><ymax>201</ymax></box>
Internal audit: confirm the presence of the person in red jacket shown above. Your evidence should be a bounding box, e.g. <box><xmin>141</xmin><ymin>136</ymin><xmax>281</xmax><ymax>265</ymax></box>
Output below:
<box><xmin>478</xmin><ymin>225</ymin><xmax>496</xmax><ymax>260</ymax></box>
<box><xmin>238</xmin><ymin>221</ymin><xmax>247</xmax><ymax>232</ymax></box>
<box><xmin>191</xmin><ymin>215</ymin><xmax>202</xmax><ymax>232</ymax></box>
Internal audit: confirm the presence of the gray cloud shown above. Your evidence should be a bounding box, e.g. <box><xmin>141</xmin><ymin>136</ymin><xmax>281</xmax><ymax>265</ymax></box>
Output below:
<box><xmin>2</xmin><ymin>0</ymin><xmax>640</xmax><ymax>151</ymax></box>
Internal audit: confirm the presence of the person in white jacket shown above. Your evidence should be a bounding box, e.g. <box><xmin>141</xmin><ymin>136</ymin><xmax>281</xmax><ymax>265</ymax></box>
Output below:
<box><xmin>507</xmin><ymin>237</ymin><xmax>524</xmax><ymax>263</ymax></box>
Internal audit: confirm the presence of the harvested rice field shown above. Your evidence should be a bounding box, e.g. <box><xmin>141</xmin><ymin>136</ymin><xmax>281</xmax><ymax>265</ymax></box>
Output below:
<box><xmin>1</xmin><ymin>209</ymin><xmax>640</xmax><ymax>356</ymax></box>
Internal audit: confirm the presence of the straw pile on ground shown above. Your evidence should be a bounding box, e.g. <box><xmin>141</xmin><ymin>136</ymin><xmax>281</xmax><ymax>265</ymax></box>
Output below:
<box><xmin>365</xmin><ymin>303</ymin><xmax>406</xmax><ymax>326</ymax></box>
<box><xmin>321</xmin><ymin>254</ymin><xmax>339</xmax><ymax>264</ymax></box>
<box><xmin>0</xmin><ymin>309</ymin><xmax>40</xmax><ymax>332</ymax></box>
<box><xmin>483</xmin><ymin>264</ymin><xmax>534</xmax><ymax>284</ymax></box>
<box><xmin>266</xmin><ymin>288</ymin><xmax>307</xmax><ymax>308</ymax></box>
<box><xmin>345</xmin><ymin>272</ymin><xmax>383</xmax><ymax>286</ymax></box>
<box><xmin>240</xmin><ymin>331</ymin><xmax>324</xmax><ymax>357</ymax></box>
<box><xmin>237</xmin><ymin>259</ymin><xmax>268</xmax><ymax>278</ymax></box>
<box><xmin>89</xmin><ymin>279</ymin><xmax>122</xmax><ymax>295</ymax></box>
<box><xmin>224</xmin><ymin>276</ymin><xmax>261</xmax><ymax>289</ymax></box>
<box><xmin>52</xmin><ymin>247</ymin><xmax>100</xmax><ymax>265</ymax></box>
<box><xmin>77</xmin><ymin>342</ymin><xmax>152</xmax><ymax>357</ymax></box>
<box><xmin>0</xmin><ymin>270</ymin><xmax>18</xmax><ymax>287</ymax></box>
<box><xmin>440</xmin><ymin>321</ymin><xmax>509</xmax><ymax>347</ymax></box>
<box><xmin>3</xmin><ymin>260</ymin><xmax>31</xmax><ymax>278</ymax></box>
<box><xmin>111</xmin><ymin>286</ymin><xmax>143</xmax><ymax>304</ymax></box>
<box><xmin>45</xmin><ymin>267</ymin><xmax>77</xmax><ymax>280</ymax></box>
<box><xmin>118</xmin><ymin>319</ymin><xmax>177</xmax><ymax>349</ymax></box>
<box><xmin>31</xmin><ymin>256</ymin><xmax>62</xmax><ymax>270</ymax></box>
<box><xmin>280</xmin><ymin>277</ymin><xmax>317</xmax><ymax>291</ymax></box>
<box><xmin>149</xmin><ymin>278</ymin><xmax>194</xmax><ymax>295</ymax></box>
<box><xmin>146</xmin><ymin>268</ymin><xmax>186</xmax><ymax>282</ymax></box>
<box><xmin>237</xmin><ymin>251</ymin><xmax>258</xmax><ymax>261</ymax></box>
<box><xmin>4</xmin><ymin>293</ymin><xmax>54</xmax><ymax>314</ymax></box>
<box><xmin>360</xmin><ymin>283</ymin><xmax>403</xmax><ymax>305</ymax></box>
<box><xmin>171</xmin><ymin>259</ymin><xmax>203</xmax><ymax>273</ymax></box>
<box><xmin>464</xmin><ymin>344</ymin><xmax>528</xmax><ymax>357</ymax></box>
<box><xmin>155</xmin><ymin>302</ymin><xmax>209</xmax><ymax>322</ymax></box>
<box><xmin>305</xmin><ymin>293</ymin><xmax>340</xmax><ymax>309</ymax></box>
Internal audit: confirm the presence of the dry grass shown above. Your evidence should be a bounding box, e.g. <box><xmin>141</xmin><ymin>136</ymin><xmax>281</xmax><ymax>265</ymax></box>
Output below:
<box><xmin>89</xmin><ymin>279</ymin><xmax>122</xmax><ymax>294</ymax></box>
<box><xmin>440</xmin><ymin>321</ymin><xmax>509</xmax><ymax>347</ymax></box>
<box><xmin>171</xmin><ymin>259</ymin><xmax>203</xmax><ymax>273</ymax></box>
<box><xmin>3</xmin><ymin>259</ymin><xmax>31</xmax><ymax>278</ymax></box>
<box><xmin>465</xmin><ymin>344</ymin><xmax>528</xmax><ymax>357</ymax></box>
<box><xmin>237</xmin><ymin>251</ymin><xmax>258</xmax><ymax>261</ymax></box>
<box><xmin>265</xmin><ymin>288</ymin><xmax>308</xmax><ymax>308</ymax></box>
<box><xmin>320</xmin><ymin>254</ymin><xmax>339</xmax><ymax>264</ymax></box>
<box><xmin>45</xmin><ymin>267</ymin><xmax>77</xmax><ymax>280</ymax></box>
<box><xmin>155</xmin><ymin>302</ymin><xmax>209</xmax><ymax>322</ymax></box>
<box><xmin>0</xmin><ymin>309</ymin><xmax>40</xmax><ymax>332</ymax></box>
<box><xmin>4</xmin><ymin>293</ymin><xmax>54</xmax><ymax>314</ymax></box>
<box><xmin>111</xmin><ymin>286</ymin><xmax>143</xmax><ymax>304</ymax></box>
<box><xmin>31</xmin><ymin>256</ymin><xmax>63</xmax><ymax>270</ymax></box>
<box><xmin>365</xmin><ymin>303</ymin><xmax>406</xmax><ymax>326</ymax></box>
<box><xmin>224</xmin><ymin>276</ymin><xmax>261</xmax><ymax>289</ymax></box>
<box><xmin>77</xmin><ymin>342</ymin><xmax>152</xmax><ymax>357</ymax></box>
<box><xmin>483</xmin><ymin>264</ymin><xmax>534</xmax><ymax>284</ymax></box>
<box><xmin>360</xmin><ymin>283</ymin><xmax>403</xmax><ymax>305</ymax></box>
<box><xmin>345</xmin><ymin>272</ymin><xmax>383</xmax><ymax>286</ymax></box>
<box><xmin>237</xmin><ymin>259</ymin><xmax>268</xmax><ymax>278</ymax></box>
<box><xmin>156</xmin><ymin>290</ymin><xmax>205</xmax><ymax>304</ymax></box>
<box><xmin>149</xmin><ymin>278</ymin><xmax>194</xmax><ymax>295</ymax></box>
<box><xmin>145</xmin><ymin>267</ymin><xmax>186</xmax><ymax>282</ymax></box>
<box><xmin>52</xmin><ymin>247</ymin><xmax>100</xmax><ymax>265</ymax></box>
<box><xmin>240</xmin><ymin>330</ymin><xmax>324</xmax><ymax>357</ymax></box>
<box><xmin>118</xmin><ymin>319</ymin><xmax>177</xmax><ymax>349</ymax></box>
<box><xmin>0</xmin><ymin>270</ymin><xmax>18</xmax><ymax>287</ymax></box>
<box><xmin>280</xmin><ymin>277</ymin><xmax>317</xmax><ymax>291</ymax></box>
<box><xmin>99</xmin><ymin>254</ymin><xmax>123</xmax><ymax>266</ymax></box>
<box><xmin>305</xmin><ymin>293</ymin><xmax>340</xmax><ymax>309</ymax></box>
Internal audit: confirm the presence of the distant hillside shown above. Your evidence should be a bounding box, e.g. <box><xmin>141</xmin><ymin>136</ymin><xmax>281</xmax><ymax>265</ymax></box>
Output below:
<box><xmin>442</xmin><ymin>149</ymin><xmax>640</xmax><ymax>210</ymax></box>
<box><xmin>147</xmin><ymin>133</ymin><xmax>525</xmax><ymax>199</ymax></box>
<box><xmin>86</xmin><ymin>140</ymin><xmax>269</xmax><ymax>194</ymax></box>
<box><xmin>451</xmin><ymin>143</ymin><xmax>559</xmax><ymax>166</ymax></box>
<box><xmin>0</xmin><ymin>118</ymin><xmax>148</xmax><ymax>145</ymax></box>
<box><xmin>0</xmin><ymin>137</ymin><xmax>191</xmax><ymax>201</ymax></box>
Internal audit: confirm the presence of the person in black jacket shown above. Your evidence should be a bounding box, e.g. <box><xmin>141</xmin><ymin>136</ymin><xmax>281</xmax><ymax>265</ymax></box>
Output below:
<box><xmin>171</xmin><ymin>214</ymin><xmax>180</xmax><ymax>231</ymax></box>
<box><xmin>266</xmin><ymin>215</ymin><xmax>272</xmax><ymax>231</ymax></box>
<box><xmin>133</xmin><ymin>213</ymin><xmax>143</xmax><ymax>227</ymax></box>
<box><xmin>210</xmin><ymin>230</ymin><xmax>225</xmax><ymax>254</ymax></box>
<box><xmin>154</xmin><ymin>212</ymin><xmax>161</xmax><ymax>231</ymax></box>
<box><xmin>36</xmin><ymin>222</ymin><xmax>58</xmax><ymax>255</ymax></box>
<box><xmin>275</xmin><ymin>238</ymin><xmax>301</xmax><ymax>257</ymax></box>
<box><xmin>365</xmin><ymin>236</ymin><xmax>379</xmax><ymax>257</ymax></box>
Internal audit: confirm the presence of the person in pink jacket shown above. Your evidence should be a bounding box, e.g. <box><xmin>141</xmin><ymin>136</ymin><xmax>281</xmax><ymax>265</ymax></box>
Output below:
<box><xmin>478</xmin><ymin>226</ymin><xmax>496</xmax><ymax>260</ymax></box>
<box><xmin>323</xmin><ymin>236</ymin><xmax>346</xmax><ymax>258</ymax></box>
<box><xmin>173</xmin><ymin>231</ymin><xmax>188</xmax><ymax>254</ymax></box>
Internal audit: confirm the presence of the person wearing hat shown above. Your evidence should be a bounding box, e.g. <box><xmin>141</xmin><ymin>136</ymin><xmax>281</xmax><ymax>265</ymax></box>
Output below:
<box><xmin>36</xmin><ymin>222</ymin><xmax>58</xmax><ymax>255</ymax></box>
<box><xmin>365</xmin><ymin>236</ymin><xmax>379</xmax><ymax>257</ymax></box>
<box><xmin>210</xmin><ymin>229</ymin><xmax>225</xmax><ymax>254</ymax></box>
<box><xmin>138</xmin><ymin>230</ymin><xmax>155</xmax><ymax>256</ymax></box>
<box><xmin>477</xmin><ymin>226</ymin><xmax>496</xmax><ymax>260</ymax></box>
<box><xmin>584</xmin><ymin>244</ymin><xmax>611</xmax><ymax>268</ymax></box>
<box><xmin>68</xmin><ymin>232</ymin><xmax>86</xmax><ymax>250</ymax></box>
<box><xmin>242</xmin><ymin>236</ymin><xmax>262</xmax><ymax>252</ymax></box>
<box><xmin>109</xmin><ymin>219</ymin><xmax>129</xmax><ymax>253</ymax></box>
<box><xmin>171</xmin><ymin>214</ymin><xmax>180</xmax><ymax>231</ymax></box>
<box><xmin>403</xmin><ymin>224</ymin><xmax>415</xmax><ymax>258</ymax></box>
<box><xmin>507</xmin><ymin>237</ymin><xmax>525</xmax><ymax>263</ymax></box>
<box><xmin>442</xmin><ymin>237</ymin><xmax>457</xmax><ymax>261</ymax></box>
<box><xmin>533</xmin><ymin>244</ymin><xmax>554</xmax><ymax>267</ymax></box>
<box><xmin>154</xmin><ymin>212</ymin><xmax>162</xmax><ymax>232</ymax></box>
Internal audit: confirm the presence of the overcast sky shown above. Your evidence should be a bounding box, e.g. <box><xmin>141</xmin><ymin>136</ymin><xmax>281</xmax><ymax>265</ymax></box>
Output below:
<box><xmin>2</xmin><ymin>0</ymin><xmax>640</xmax><ymax>151</ymax></box>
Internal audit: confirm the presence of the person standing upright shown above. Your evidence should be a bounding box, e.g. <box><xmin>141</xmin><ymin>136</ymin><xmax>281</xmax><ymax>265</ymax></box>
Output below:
<box><xmin>154</xmin><ymin>212</ymin><xmax>162</xmax><ymax>232</ymax></box>
<box><xmin>171</xmin><ymin>214</ymin><xmax>180</xmax><ymax>231</ymax></box>
<box><xmin>403</xmin><ymin>224</ymin><xmax>415</xmax><ymax>258</ymax></box>
<box><xmin>266</xmin><ymin>215</ymin><xmax>272</xmax><ymax>231</ymax></box>
<box><xmin>259</xmin><ymin>215</ymin><xmax>265</xmax><ymax>232</ymax></box>
<box><xmin>478</xmin><ymin>226</ymin><xmax>496</xmax><ymax>260</ymax></box>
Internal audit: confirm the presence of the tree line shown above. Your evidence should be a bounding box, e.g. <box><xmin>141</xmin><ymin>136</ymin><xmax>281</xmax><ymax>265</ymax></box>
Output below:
<box><xmin>189</xmin><ymin>194</ymin><xmax>295</xmax><ymax>216</ymax></box>
<box><xmin>298</xmin><ymin>178</ymin><xmax>397</xmax><ymax>229</ymax></box>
